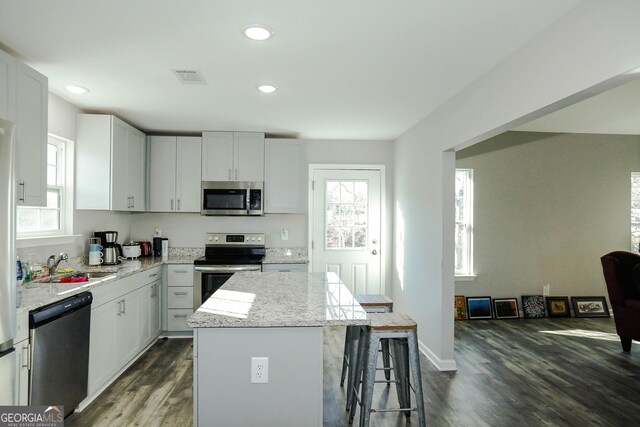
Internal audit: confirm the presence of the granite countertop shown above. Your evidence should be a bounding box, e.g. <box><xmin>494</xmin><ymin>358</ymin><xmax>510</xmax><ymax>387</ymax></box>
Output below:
<box><xmin>262</xmin><ymin>247</ymin><xmax>309</xmax><ymax>264</ymax></box>
<box><xmin>17</xmin><ymin>255</ymin><xmax>198</xmax><ymax>313</ymax></box>
<box><xmin>187</xmin><ymin>271</ymin><xmax>369</xmax><ymax>328</ymax></box>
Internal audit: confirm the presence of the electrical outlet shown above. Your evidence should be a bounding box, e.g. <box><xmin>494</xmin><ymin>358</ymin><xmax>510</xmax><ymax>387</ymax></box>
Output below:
<box><xmin>251</xmin><ymin>357</ymin><xmax>269</xmax><ymax>383</ymax></box>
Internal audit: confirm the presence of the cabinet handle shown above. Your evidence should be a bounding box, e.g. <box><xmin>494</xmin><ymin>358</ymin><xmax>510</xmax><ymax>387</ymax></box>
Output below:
<box><xmin>177</xmin><ymin>199</ymin><xmax>181</xmax><ymax>211</ymax></box>
<box><xmin>173</xmin><ymin>314</ymin><xmax>188</xmax><ymax>318</ymax></box>
<box><xmin>131</xmin><ymin>196</ymin><xmax>135</xmax><ymax>209</ymax></box>
<box><xmin>171</xmin><ymin>199</ymin><xmax>174</xmax><ymax>210</ymax></box>
<box><xmin>22</xmin><ymin>344</ymin><xmax>30</xmax><ymax>370</ymax></box>
<box><xmin>174</xmin><ymin>270</ymin><xmax>188</xmax><ymax>274</ymax></box>
<box><xmin>228</xmin><ymin>168</ymin><xmax>232</xmax><ymax>180</ymax></box>
<box><xmin>149</xmin><ymin>273</ymin><xmax>159</xmax><ymax>278</ymax></box>
<box><xmin>18</xmin><ymin>181</ymin><xmax>25</xmax><ymax>202</ymax></box>
<box><xmin>173</xmin><ymin>291</ymin><xmax>188</xmax><ymax>296</ymax></box>
<box><xmin>122</xmin><ymin>299</ymin><xmax>126</xmax><ymax>315</ymax></box>
<box><xmin>235</xmin><ymin>168</ymin><xmax>238</xmax><ymax>180</ymax></box>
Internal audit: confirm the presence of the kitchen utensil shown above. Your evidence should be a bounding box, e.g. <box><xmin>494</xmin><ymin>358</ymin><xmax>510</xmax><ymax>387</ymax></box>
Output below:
<box><xmin>89</xmin><ymin>244</ymin><xmax>102</xmax><ymax>252</ymax></box>
<box><xmin>122</xmin><ymin>242</ymin><xmax>141</xmax><ymax>259</ymax></box>
<box><xmin>161</xmin><ymin>238</ymin><xmax>169</xmax><ymax>259</ymax></box>
<box><xmin>88</xmin><ymin>254</ymin><xmax>103</xmax><ymax>266</ymax></box>
<box><xmin>134</xmin><ymin>241</ymin><xmax>152</xmax><ymax>257</ymax></box>
<box><xmin>103</xmin><ymin>247</ymin><xmax>120</xmax><ymax>265</ymax></box>
<box><xmin>89</xmin><ymin>237</ymin><xmax>101</xmax><ymax>246</ymax></box>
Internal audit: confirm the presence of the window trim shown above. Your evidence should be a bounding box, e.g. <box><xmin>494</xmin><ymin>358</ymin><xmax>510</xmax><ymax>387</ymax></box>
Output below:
<box><xmin>16</xmin><ymin>133</ymin><xmax>75</xmax><ymax>242</ymax></box>
<box><xmin>455</xmin><ymin>168</ymin><xmax>474</xmax><ymax>279</ymax></box>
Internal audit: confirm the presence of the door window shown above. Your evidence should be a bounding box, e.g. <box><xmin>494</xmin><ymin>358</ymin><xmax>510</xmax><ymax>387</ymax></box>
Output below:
<box><xmin>325</xmin><ymin>180</ymin><xmax>368</xmax><ymax>250</ymax></box>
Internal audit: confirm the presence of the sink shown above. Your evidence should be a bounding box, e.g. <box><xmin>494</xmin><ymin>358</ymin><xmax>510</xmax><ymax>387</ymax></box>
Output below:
<box><xmin>39</xmin><ymin>271</ymin><xmax>117</xmax><ymax>283</ymax></box>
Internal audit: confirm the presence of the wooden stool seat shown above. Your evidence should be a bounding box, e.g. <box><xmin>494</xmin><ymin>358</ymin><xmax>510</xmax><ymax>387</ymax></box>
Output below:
<box><xmin>355</xmin><ymin>294</ymin><xmax>393</xmax><ymax>309</ymax></box>
<box><xmin>368</xmin><ymin>313</ymin><xmax>416</xmax><ymax>331</ymax></box>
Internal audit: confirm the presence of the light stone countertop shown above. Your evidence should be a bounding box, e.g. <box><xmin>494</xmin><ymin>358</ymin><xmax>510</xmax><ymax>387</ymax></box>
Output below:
<box><xmin>187</xmin><ymin>271</ymin><xmax>369</xmax><ymax>328</ymax></box>
<box><xmin>17</xmin><ymin>255</ymin><xmax>198</xmax><ymax>313</ymax></box>
<box><xmin>262</xmin><ymin>247</ymin><xmax>309</xmax><ymax>264</ymax></box>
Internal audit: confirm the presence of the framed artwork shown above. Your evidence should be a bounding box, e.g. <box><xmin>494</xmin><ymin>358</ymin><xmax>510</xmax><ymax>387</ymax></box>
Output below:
<box><xmin>493</xmin><ymin>298</ymin><xmax>519</xmax><ymax>319</ymax></box>
<box><xmin>454</xmin><ymin>295</ymin><xmax>467</xmax><ymax>320</ymax></box>
<box><xmin>522</xmin><ymin>295</ymin><xmax>546</xmax><ymax>318</ymax></box>
<box><xmin>466</xmin><ymin>296</ymin><xmax>493</xmax><ymax>320</ymax></box>
<box><xmin>571</xmin><ymin>296</ymin><xmax>610</xmax><ymax>318</ymax></box>
<box><xmin>546</xmin><ymin>296</ymin><xmax>571</xmax><ymax>317</ymax></box>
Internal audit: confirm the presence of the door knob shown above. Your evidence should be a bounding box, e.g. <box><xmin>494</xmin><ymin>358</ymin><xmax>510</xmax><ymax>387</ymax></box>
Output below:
<box><xmin>371</xmin><ymin>249</ymin><xmax>378</xmax><ymax>255</ymax></box>
<box><xmin>372</xmin><ymin>239</ymin><xmax>378</xmax><ymax>245</ymax></box>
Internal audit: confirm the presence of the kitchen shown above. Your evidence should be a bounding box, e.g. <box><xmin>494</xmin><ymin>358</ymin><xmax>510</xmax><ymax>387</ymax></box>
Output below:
<box><xmin>2</xmin><ymin>1</ymin><xmax>640</xmax><ymax>426</ymax></box>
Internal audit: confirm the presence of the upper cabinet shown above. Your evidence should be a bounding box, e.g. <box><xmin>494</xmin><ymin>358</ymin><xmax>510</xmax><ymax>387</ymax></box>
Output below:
<box><xmin>76</xmin><ymin>114</ymin><xmax>146</xmax><ymax>211</ymax></box>
<box><xmin>201</xmin><ymin>131</ymin><xmax>264</xmax><ymax>182</ymax></box>
<box><xmin>148</xmin><ymin>136</ymin><xmax>201</xmax><ymax>212</ymax></box>
<box><xmin>264</xmin><ymin>139</ymin><xmax>307</xmax><ymax>214</ymax></box>
<box><xmin>0</xmin><ymin>50</ymin><xmax>48</xmax><ymax>207</ymax></box>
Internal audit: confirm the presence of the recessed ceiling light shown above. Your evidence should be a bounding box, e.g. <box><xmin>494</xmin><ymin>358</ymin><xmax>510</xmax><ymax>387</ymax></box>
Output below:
<box><xmin>65</xmin><ymin>85</ymin><xmax>89</xmax><ymax>94</ymax></box>
<box><xmin>244</xmin><ymin>25</ymin><xmax>273</xmax><ymax>41</ymax></box>
<box><xmin>257</xmin><ymin>85</ymin><xmax>278</xmax><ymax>93</ymax></box>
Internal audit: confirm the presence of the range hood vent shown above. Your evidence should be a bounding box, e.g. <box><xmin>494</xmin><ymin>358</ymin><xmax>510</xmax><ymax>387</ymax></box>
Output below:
<box><xmin>172</xmin><ymin>69</ymin><xmax>206</xmax><ymax>84</ymax></box>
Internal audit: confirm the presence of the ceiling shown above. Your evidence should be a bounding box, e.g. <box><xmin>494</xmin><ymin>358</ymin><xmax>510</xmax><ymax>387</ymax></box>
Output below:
<box><xmin>0</xmin><ymin>0</ymin><xmax>582</xmax><ymax>140</ymax></box>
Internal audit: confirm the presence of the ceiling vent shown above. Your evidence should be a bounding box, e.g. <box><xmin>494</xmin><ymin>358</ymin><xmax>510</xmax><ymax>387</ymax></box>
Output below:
<box><xmin>172</xmin><ymin>69</ymin><xmax>206</xmax><ymax>84</ymax></box>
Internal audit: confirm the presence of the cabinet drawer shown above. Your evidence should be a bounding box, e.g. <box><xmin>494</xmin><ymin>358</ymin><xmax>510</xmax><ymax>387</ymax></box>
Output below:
<box><xmin>262</xmin><ymin>263</ymin><xmax>308</xmax><ymax>272</ymax></box>
<box><xmin>168</xmin><ymin>287</ymin><xmax>194</xmax><ymax>309</ymax></box>
<box><xmin>167</xmin><ymin>265</ymin><xmax>193</xmax><ymax>286</ymax></box>
<box><xmin>167</xmin><ymin>309</ymin><xmax>193</xmax><ymax>331</ymax></box>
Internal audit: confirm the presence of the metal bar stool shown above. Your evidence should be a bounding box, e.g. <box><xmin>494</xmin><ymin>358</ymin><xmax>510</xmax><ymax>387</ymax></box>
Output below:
<box><xmin>348</xmin><ymin>313</ymin><xmax>426</xmax><ymax>427</ymax></box>
<box><xmin>341</xmin><ymin>295</ymin><xmax>393</xmax><ymax>411</ymax></box>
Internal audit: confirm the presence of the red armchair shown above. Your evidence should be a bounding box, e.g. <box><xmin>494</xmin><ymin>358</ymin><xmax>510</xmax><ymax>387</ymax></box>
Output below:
<box><xmin>601</xmin><ymin>251</ymin><xmax>640</xmax><ymax>352</ymax></box>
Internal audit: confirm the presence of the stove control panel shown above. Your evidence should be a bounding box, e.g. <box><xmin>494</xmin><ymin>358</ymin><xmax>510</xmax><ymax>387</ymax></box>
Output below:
<box><xmin>206</xmin><ymin>233</ymin><xmax>265</xmax><ymax>246</ymax></box>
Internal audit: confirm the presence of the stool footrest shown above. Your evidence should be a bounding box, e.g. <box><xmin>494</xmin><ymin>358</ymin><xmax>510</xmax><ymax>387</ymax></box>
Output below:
<box><xmin>371</xmin><ymin>407</ymin><xmax>416</xmax><ymax>413</ymax></box>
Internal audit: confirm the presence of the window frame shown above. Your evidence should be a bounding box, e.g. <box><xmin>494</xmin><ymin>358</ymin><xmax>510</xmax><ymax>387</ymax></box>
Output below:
<box><xmin>455</xmin><ymin>168</ymin><xmax>475</xmax><ymax>279</ymax></box>
<box><xmin>16</xmin><ymin>134</ymin><xmax>75</xmax><ymax>244</ymax></box>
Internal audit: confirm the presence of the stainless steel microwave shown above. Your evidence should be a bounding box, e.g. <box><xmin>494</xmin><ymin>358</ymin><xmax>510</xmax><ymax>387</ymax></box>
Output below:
<box><xmin>201</xmin><ymin>181</ymin><xmax>263</xmax><ymax>216</ymax></box>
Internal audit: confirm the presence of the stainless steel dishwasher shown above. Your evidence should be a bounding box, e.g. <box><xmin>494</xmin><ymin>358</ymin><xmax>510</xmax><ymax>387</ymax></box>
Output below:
<box><xmin>29</xmin><ymin>291</ymin><xmax>92</xmax><ymax>417</ymax></box>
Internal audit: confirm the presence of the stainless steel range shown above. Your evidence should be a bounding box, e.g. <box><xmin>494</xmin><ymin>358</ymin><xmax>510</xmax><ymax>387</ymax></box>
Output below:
<box><xmin>193</xmin><ymin>233</ymin><xmax>266</xmax><ymax>308</ymax></box>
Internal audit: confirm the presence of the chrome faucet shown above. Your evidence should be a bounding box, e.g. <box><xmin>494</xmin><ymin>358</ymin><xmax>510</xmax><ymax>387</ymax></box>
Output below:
<box><xmin>47</xmin><ymin>252</ymin><xmax>68</xmax><ymax>276</ymax></box>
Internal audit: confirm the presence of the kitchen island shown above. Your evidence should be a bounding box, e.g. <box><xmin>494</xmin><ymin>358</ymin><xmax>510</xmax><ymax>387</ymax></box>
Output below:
<box><xmin>187</xmin><ymin>271</ymin><xmax>368</xmax><ymax>427</ymax></box>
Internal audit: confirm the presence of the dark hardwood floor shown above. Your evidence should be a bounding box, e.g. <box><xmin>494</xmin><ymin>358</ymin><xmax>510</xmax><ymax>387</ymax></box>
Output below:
<box><xmin>67</xmin><ymin>318</ymin><xmax>640</xmax><ymax>426</ymax></box>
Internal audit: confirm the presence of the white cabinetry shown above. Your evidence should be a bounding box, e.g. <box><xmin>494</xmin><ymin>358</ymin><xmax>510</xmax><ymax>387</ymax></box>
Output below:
<box><xmin>148</xmin><ymin>136</ymin><xmax>201</xmax><ymax>212</ymax></box>
<box><xmin>13</xmin><ymin>311</ymin><xmax>29</xmax><ymax>405</ymax></box>
<box><xmin>0</xmin><ymin>49</ymin><xmax>16</xmax><ymax>122</ymax></box>
<box><xmin>0</xmin><ymin>49</ymin><xmax>48</xmax><ymax>207</ymax></box>
<box><xmin>262</xmin><ymin>263</ymin><xmax>309</xmax><ymax>272</ymax></box>
<box><xmin>76</xmin><ymin>114</ymin><xmax>146</xmax><ymax>211</ymax></box>
<box><xmin>164</xmin><ymin>265</ymin><xmax>194</xmax><ymax>332</ymax></box>
<box><xmin>88</xmin><ymin>267</ymin><xmax>161</xmax><ymax>397</ymax></box>
<box><xmin>264</xmin><ymin>139</ymin><xmax>306</xmax><ymax>213</ymax></box>
<box><xmin>202</xmin><ymin>131</ymin><xmax>264</xmax><ymax>182</ymax></box>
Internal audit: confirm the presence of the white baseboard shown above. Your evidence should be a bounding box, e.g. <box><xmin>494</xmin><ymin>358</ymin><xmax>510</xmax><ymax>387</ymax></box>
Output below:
<box><xmin>418</xmin><ymin>339</ymin><xmax>457</xmax><ymax>371</ymax></box>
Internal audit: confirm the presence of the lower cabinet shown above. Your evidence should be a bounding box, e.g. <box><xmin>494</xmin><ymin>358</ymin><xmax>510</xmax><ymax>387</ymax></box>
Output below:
<box><xmin>164</xmin><ymin>265</ymin><xmax>194</xmax><ymax>333</ymax></box>
<box><xmin>13</xmin><ymin>311</ymin><xmax>29</xmax><ymax>405</ymax></box>
<box><xmin>88</xmin><ymin>267</ymin><xmax>161</xmax><ymax>397</ymax></box>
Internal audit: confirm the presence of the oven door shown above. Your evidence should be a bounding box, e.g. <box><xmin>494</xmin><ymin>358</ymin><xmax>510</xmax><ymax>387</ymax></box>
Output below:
<box><xmin>193</xmin><ymin>265</ymin><xmax>262</xmax><ymax>308</ymax></box>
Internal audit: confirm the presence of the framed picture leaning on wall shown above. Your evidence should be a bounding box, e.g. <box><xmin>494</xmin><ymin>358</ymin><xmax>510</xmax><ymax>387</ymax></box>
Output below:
<box><xmin>493</xmin><ymin>298</ymin><xmax>519</xmax><ymax>319</ymax></box>
<box><xmin>522</xmin><ymin>295</ymin><xmax>546</xmax><ymax>318</ymax></box>
<box><xmin>571</xmin><ymin>296</ymin><xmax>610</xmax><ymax>318</ymax></box>
<box><xmin>546</xmin><ymin>296</ymin><xmax>571</xmax><ymax>318</ymax></box>
<box><xmin>466</xmin><ymin>296</ymin><xmax>493</xmax><ymax>320</ymax></box>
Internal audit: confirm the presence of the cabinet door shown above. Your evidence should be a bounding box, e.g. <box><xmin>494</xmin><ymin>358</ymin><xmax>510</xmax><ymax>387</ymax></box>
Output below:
<box><xmin>76</xmin><ymin>114</ymin><xmax>112</xmax><ymax>210</ymax></box>
<box><xmin>128</xmin><ymin>128</ymin><xmax>146</xmax><ymax>211</ymax></box>
<box><xmin>15</xmin><ymin>62</ymin><xmax>47</xmax><ymax>207</ymax></box>
<box><xmin>0</xmin><ymin>49</ymin><xmax>16</xmax><ymax>122</ymax></box>
<box><xmin>88</xmin><ymin>299</ymin><xmax>120</xmax><ymax>395</ymax></box>
<box><xmin>235</xmin><ymin>132</ymin><xmax>264</xmax><ymax>182</ymax></box>
<box><xmin>176</xmin><ymin>136</ymin><xmax>201</xmax><ymax>212</ymax></box>
<box><xmin>202</xmin><ymin>131</ymin><xmax>234</xmax><ymax>181</ymax></box>
<box><xmin>110</xmin><ymin>119</ymin><xmax>130</xmax><ymax>210</ymax></box>
<box><xmin>136</xmin><ymin>285</ymin><xmax>151</xmax><ymax>347</ymax></box>
<box><xmin>117</xmin><ymin>293</ymin><xmax>140</xmax><ymax>367</ymax></box>
<box><xmin>13</xmin><ymin>340</ymin><xmax>29</xmax><ymax>405</ymax></box>
<box><xmin>265</xmin><ymin>139</ymin><xmax>306</xmax><ymax>213</ymax></box>
<box><xmin>150</xmin><ymin>281</ymin><xmax>162</xmax><ymax>340</ymax></box>
<box><xmin>149</xmin><ymin>136</ymin><xmax>177</xmax><ymax>212</ymax></box>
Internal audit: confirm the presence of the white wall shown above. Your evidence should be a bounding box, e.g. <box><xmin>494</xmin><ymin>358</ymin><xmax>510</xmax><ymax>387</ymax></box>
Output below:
<box><xmin>455</xmin><ymin>131</ymin><xmax>640</xmax><ymax>302</ymax></box>
<box><xmin>393</xmin><ymin>0</ymin><xmax>640</xmax><ymax>370</ymax></box>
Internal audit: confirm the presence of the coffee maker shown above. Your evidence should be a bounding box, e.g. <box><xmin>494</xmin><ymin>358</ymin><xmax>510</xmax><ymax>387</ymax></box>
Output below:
<box><xmin>94</xmin><ymin>231</ymin><xmax>122</xmax><ymax>265</ymax></box>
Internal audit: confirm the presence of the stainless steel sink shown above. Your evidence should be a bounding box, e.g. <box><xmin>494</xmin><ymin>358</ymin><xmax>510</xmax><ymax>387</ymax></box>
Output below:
<box><xmin>38</xmin><ymin>271</ymin><xmax>117</xmax><ymax>283</ymax></box>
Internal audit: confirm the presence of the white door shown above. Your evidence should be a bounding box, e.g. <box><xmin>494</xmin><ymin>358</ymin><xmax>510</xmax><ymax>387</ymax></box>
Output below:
<box><xmin>311</xmin><ymin>168</ymin><xmax>382</xmax><ymax>295</ymax></box>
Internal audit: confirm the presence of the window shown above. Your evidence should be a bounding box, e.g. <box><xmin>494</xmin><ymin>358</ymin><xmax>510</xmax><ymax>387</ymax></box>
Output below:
<box><xmin>325</xmin><ymin>180</ymin><xmax>368</xmax><ymax>250</ymax></box>
<box><xmin>17</xmin><ymin>135</ymin><xmax>67</xmax><ymax>236</ymax></box>
<box><xmin>631</xmin><ymin>173</ymin><xmax>640</xmax><ymax>252</ymax></box>
<box><xmin>455</xmin><ymin>169</ymin><xmax>474</xmax><ymax>277</ymax></box>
